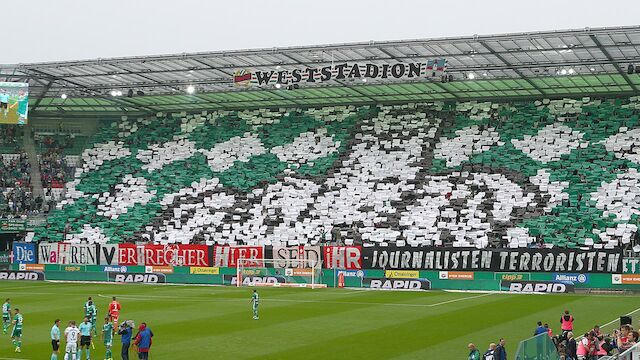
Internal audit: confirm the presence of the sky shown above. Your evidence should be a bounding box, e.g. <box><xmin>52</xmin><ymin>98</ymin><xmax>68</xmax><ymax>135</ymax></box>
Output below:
<box><xmin>4</xmin><ymin>0</ymin><xmax>640</xmax><ymax>64</ymax></box>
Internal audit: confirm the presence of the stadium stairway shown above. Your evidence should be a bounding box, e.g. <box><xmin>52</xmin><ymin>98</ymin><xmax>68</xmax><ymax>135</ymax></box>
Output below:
<box><xmin>27</xmin><ymin>97</ymin><xmax>640</xmax><ymax>251</ymax></box>
<box><xmin>23</xmin><ymin>124</ymin><xmax>44</xmax><ymax>199</ymax></box>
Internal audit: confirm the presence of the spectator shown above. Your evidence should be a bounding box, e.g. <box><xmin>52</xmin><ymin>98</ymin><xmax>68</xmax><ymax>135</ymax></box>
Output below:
<box><xmin>118</xmin><ymin>320</ymin><xmax>133</xmax><ymax>360</ymax></box>
<box><xmin>618</xmin><ymin>329</ymin><xmax>639</xmax><ymax>352</ymax></box>
<box><xmin>467</xmin><ymin>343</ymin><xmax>480</xmax><ymax>360</ymax></box>
<box><xmin>566</xmin><ymin>332</ymin><xmax>577</xmax><ymax>360</ymax></box>
<box><xmin>534</xmin><ymin>321</ymin><xmax>546</xmax><ymax>336</ymax></box>
<box><xmin>493</xmin><ymin>338</ymin><xmax>506</xmax><ymax>360</ymax></box>
<box><xmin>483</xmin><ymin>343</ymin><xmax>496</xmax><ymax>360</ymax></box>
<box><xmin>600</xmin><ymin>337</ymin><xmax>614</xmax><ymax>356</ymax></box>
<box><xmin>560</xmin><ymin>310</ymin><xmax>574</xmax><ymax>340</ymax></box>
<box><xmin>544</xmin><ymin>323</ymin><xmax>553</xmax><ymax>337</ymax></box>
<box><xmin>616</xmin><ymin>325</ymin><xmax>633</xmax><ymax>350</ymax></box>
<box><xmin>577</xmin><ymin>331</ymin><xmax>599</xmax><ymax>360</ymax></box>
<box><xmin>591</xmin><ymin>325</ymin><xmax>603</xmax><ymax>341</ymax></box>
<box><xmin>133</xmin><ymin>322</ymin><xmax>153</xmax><ymax>360</ymax></box>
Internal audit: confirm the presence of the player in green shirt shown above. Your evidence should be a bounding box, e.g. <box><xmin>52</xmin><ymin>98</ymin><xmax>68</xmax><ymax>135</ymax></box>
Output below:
<box><xmin>11</xmin><ymin>308</ymin><xmax>23</xmax><ymax>353</ymax></box>
<box><xmin>101</xmin><ymin>316</ymin><xmax>114</xmax><ymax>360</ymax></box>
<box><xmin>251</xmin><ymin>290</ymin><xmax>260</xmax><ymax>320</ymax></box>
<box><xmin>85</xmin><ymin>300</ymin><xmax>98</xmax><ymax>336</ymax></box>
<box><xmin>2</xmin><ymin>298</ymin><xmax>10</xmax><ymax>334</ymax></box>
<box><xmin>9</xmin><ymin>89</ymin><xmax>28</xmax><ymax>124</ymax></box>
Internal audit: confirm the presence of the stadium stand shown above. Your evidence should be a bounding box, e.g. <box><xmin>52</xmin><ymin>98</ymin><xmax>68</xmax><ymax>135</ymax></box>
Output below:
<box><xmin>25</xmin><ymin>96</ymin><xmax>640</xmax><ymax>250</ymax></box>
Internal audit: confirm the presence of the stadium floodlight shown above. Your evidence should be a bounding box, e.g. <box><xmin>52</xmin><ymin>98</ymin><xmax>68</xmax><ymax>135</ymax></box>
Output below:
<box><xmin>590</xmin><ymin>67</ymin><xmax>596</xmax><ymax>71</ymax></box>
<box><xmin>275</xmin><ymin>83</ymin><xmax>282</xmax><ymax>89</ymax></box>
<box><xmin>186</xmin><ymin>85</ymin><xmax>196</xmax><ymax>94</ymax></box>
<box><xmin>362</xmin><ymin>78</ymin><xmax>367</xmax><ymax>82</ymax></box>
<box><xmin>60</xmin><ymin>94</ymin><xmax>68</xmax><ymax>99</ymax></box>
<box><xmin>560</xmin><ymin>69</ymin><xmax>568</xmax><ymax>75</ymax></box>
<box><xmin>468</xmin><ymin>73</ymin><xmax>476</xmax><ymax>80</ymax></box>
<box><xmin>110</xmin><ymin>90</ymin><xmax>118</xmax><ymax>97</ymax></box>
<box><xmin>568</xmin><ymin>68</ymin><xmax>575</xmax><ymax>75</ymax></box>
<box><xmin>116</xmin><ymin>90</ymin><xmax>123</xmax><ymax>96</ymax></box>
<box><xmin>482</xmin><ymin>72</ymin><xmax>488</xmax><ymax>77</ymax></box>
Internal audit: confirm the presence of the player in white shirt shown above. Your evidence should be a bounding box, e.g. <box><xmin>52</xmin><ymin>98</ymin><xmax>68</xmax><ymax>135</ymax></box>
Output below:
<box><xmin>64</xmin><ymin>321</ymin><xmax>80</xmax><ymax>360</ymax></box>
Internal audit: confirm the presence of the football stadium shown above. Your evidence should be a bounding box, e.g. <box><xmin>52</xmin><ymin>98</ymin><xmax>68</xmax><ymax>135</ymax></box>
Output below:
<box><xmin>2</xmin><ymin>2</ymin><xmax>640</xmax><ymax>359</ymax></box>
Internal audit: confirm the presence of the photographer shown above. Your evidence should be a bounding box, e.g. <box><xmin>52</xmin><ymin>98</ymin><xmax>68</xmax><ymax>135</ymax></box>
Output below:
<box><xmin>118</xmin><ymin>320</ymin><xmax>133</xmax><ymax>360</ymax></box>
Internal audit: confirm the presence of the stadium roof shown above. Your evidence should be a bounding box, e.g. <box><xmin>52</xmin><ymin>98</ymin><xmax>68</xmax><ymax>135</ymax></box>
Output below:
<box><xmin>2</xmin><ymin>25</ymin><xmax>640</xmax><ymax>117</ymax></box>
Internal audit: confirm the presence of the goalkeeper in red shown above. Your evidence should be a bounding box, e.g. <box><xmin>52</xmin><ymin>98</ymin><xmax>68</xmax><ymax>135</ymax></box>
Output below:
<box><xmin>108</xmin><ymin>297</ymin><xmax>121</xmax><ymax>329</ymax></box>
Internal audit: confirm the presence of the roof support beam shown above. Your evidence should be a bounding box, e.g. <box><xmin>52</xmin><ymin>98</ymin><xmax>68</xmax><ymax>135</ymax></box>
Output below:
<box><xmin>478</xmin><ymin>40</ymin><xmax>546</xmax><ymax>96</ymax></box>
<box><xmin>589</xmin><ymin>34</ymin><xmax>639</xmax><ymax>92</ymax></box>
<box><xmin>24</xmin><ymin>68</ymin><xmax>157</xmax><ymax>115</ymax></box>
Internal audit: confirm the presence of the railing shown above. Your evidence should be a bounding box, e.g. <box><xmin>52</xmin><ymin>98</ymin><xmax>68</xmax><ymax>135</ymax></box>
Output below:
<box><xmin>515</xmin><ymin>333</ymin><xmax>560</xmax><ymax>360</ymax></box>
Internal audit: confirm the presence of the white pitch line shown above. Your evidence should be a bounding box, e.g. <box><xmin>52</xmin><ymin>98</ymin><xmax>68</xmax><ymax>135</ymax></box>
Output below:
<box><xmin>0</xmin><ymin>357</ymin><xmax>31</xmax><ymax>360</ymax></box>
<box><xmin>425</xmin><ymin>292</ymin><xmax>494</xmax><ymax>307</ymax></box>
<box><xmin>600</xmin><ymin>306</ymin><xmax>640</xmax><ymax>330</ymax></box>
<box><xmin>98</xmin><ymin>292</ymin><xmax>495</xmax><ymax>308</ymax></box>
<box><xmin>575</xmin><ymin>305</ymin><xmax>640</xmax><ymax>341</ymax></box>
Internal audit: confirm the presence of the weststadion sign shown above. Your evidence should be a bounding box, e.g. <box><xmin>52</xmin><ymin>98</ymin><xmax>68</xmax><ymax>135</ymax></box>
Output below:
<box><xmin>233</xmin><ymin>59</ymin><xmax>447</xmax><ymax>87</ymax></box>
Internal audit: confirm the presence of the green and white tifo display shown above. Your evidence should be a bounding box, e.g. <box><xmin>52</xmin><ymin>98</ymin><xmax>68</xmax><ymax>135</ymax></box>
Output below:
<box><xmin>27</xmin><ymin>96</ymin><xmax>640</xmax><ymax>250</ymax></box>
<box><xmin>0</xmin><ymin>82</ymin><xmax>28</xmax><ymax>125</ymax></box>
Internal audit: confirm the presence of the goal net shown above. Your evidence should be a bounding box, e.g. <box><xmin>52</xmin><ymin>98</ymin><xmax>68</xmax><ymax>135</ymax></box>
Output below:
<box><xmin>236</xmin><ymin>258</ymin><xmax>326</xmax><ymax>289</ymax></box>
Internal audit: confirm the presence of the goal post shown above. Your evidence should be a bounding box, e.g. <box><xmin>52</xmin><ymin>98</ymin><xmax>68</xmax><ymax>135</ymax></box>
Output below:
<box><xmin>236</xmin><ymin>258</ymin><xmax>327</xmax><ymax>289</ymax></box>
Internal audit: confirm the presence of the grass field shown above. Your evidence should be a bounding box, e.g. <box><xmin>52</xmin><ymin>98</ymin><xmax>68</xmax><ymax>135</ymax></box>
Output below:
<box><xmin>0</xmin><ymin>282</ymin><xmax>639</xmax><ymax>359</ymax></box>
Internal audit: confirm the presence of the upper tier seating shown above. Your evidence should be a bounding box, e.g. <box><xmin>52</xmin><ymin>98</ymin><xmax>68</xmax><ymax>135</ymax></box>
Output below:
<box><xmin>0</xmin><ymin>125</ymin><xmax>23</xmax><ymax>153</ymax></box>
<box><xmin>29</xmin><ymin>97</ymin><xmax>640</xmax><ymax>250</ymax></box>
<box><xmin>0</xmin><ymin>153</ymin><xmax>38</xmax><ymax>217</ymax></box>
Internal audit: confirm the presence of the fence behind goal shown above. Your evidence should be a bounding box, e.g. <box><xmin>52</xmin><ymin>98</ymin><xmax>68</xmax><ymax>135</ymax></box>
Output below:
<box><xmin>514</xmin><ymin>333</ymin><xmax>560</xmax><ymax>360</ymax></box>
<box><xmin>236</xmin><ymin>258</ymin><xmax>326</xmax><ymax>288</ymax></box>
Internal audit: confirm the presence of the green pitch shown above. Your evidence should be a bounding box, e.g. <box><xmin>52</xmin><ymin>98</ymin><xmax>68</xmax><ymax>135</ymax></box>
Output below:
<box><xmin>0</xmin><ymin>281</ymin><xmax>638</xmax><ymax>359</ymax></box>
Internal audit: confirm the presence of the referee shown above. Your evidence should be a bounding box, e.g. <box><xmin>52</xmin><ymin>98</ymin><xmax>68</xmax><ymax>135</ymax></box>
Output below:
<box><xmin>51</xmin><ymin>319</ymin><xmax>61</xmax><ymax>360</ymax></box>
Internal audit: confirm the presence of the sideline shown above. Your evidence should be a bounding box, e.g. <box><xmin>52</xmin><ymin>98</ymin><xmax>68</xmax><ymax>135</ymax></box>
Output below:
<box><xmin>94</xmin><ymin>292</ymin><xmax>494</xmax><ymax>308</ymax></box>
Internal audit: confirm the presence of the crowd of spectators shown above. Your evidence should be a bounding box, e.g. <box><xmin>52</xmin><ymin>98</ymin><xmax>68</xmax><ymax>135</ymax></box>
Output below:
<box><xmin>0</xmin><ymin>153</ymin><xmax>31</xmax><ymax>188</ymax></box>
<box><xmin>0</xmin><ymin>125</ymin><xmax>21</xmax><ymax>152</ymax></box>
<box><xmin>0</xmin><ymin>187</ymin><xmax>41</xmax><ymax>218</ymax></box>
<box><xmin>524</xmin><ymin>310</ymin><xmax>640</xmax><ymax>360</ymax></box>
<box><xmin>35</xmin><ymin>135</ymin><xmax>73</xmax><ymax>188</ymax></box>
<box><xmin>0</xmin><ymin>153</ymin><xmax>41</xmax><ymax>218</ymax></box>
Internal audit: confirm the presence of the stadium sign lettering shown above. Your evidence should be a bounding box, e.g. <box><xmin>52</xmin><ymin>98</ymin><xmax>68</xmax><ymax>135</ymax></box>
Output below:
<box><xmin>323</xmin><ymin>246</ymin><xmax>362</xmax><ymax>270</ymax></box>
<box><xmin>0</xmin><ymin>270</ymin><xmax>44</xmax><ymax>281</ymax></box>
<box><xmin>38</xmin><ymin>243</ymin><xmax>98</xmax><ymax>265</ymax></box>
<box><xmin>224</xmin><ymin>275</ymin><xmax>287</xmax><ymax>286</ymax></box>
<box><xmin>12</xmin><ymin>242</ymin><xmax>36</xmax><ymax>264</ymax></box>
<box><xmin>364</xmin><ymin>277</ymin><xmax>431</xmax><ymax>291</ymax></box>
<box><xmin>501</xmin><ymin>281</ymin><xmax>574</xmax><ymax>294</ymax></box>
<box><xmin>233</xmin><ymin>59</ymin><xmax>447</xmax><ymax>87</ymax></box>
<box><xmin>362</xmin><ymin>247</ymin><xmax>621</xmax><ymax>273</ymax></box>
<box><xmin>213</xmin><ymin>246</ymin><xmax>264</xmax><ymax>267</ymax></box>
<box><xmin>116</xmin><ymin>244</ymin><xmax>210</xmax><ymax>267</ymax></box>
<box><xmin>272</xmin><ymin>246</ymin><xmax>322</xmax><ymax>269</ymax></box>
<box><xmin>108</xmin><ymin>272</ymin><xmax>165</xmax><ymax>284</ymax></box>
<box><xmin>552</xmin><ymin>273</ymin><xmax>588</xmax><ymax>284</ymax></box>
<box><xmin>103</xmin><ymin>266</ymin><xmax>128</xmax><ymax>273</ymax></box>
<box><xmin>99</xmin><ymin>244</ymin><xmax>118</xmax><ymax>265</ymax></box>
<box><xmin>623</xmin><ymin>258</ymin><xmax>640</xmax><ymax>274</ymax></box>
